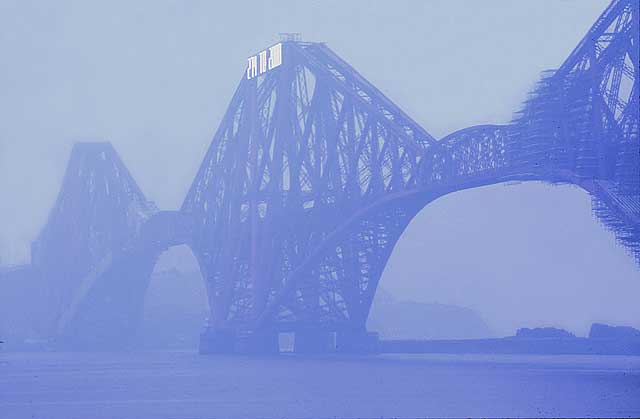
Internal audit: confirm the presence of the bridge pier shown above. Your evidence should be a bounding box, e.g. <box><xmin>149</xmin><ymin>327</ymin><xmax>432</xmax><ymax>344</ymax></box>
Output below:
<box><xmin>200</xmin><ymin>327</ymin><xmax>379</xmax><ymax>354</ymax></box>
<box><xmin>199</xmin><ymin>328</ymin><xmax>279</xmax><ymax>354</ymax></box>
<box><xmin>235</xmin><ymin>330</ymin><xmax>279</xmax><ymax>354</ymax></box>
<box><xmin>293</xmin><ymin>330</ymin><xmax>335</xmax><ymax>354</ymax></box>
<box><xmin>199</xmin><ymin>328</ymin><xmax>236</xmax><ymax>354</ymax></box>
<box><xmin>335</xmin><ymin>329</ymin><xmax>380</xmax><ymax>354</ymax></box>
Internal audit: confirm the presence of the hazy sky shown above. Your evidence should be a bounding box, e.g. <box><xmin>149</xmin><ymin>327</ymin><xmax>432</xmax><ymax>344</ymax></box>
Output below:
<box><xmin>1</xmin><ymin>0</ymin><xmax>637</xmax><ymax>336</ymax></box>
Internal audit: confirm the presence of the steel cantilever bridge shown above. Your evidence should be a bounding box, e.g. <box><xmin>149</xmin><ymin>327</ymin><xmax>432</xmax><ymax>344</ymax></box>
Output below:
<box><xmin>5</xmin><ymin>0</ymin><xmax>638</xmax><ymax>352</ymax></box>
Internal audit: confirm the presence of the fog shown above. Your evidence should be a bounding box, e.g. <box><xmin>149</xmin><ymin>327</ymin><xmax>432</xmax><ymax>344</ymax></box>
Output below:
<box><xmin>1</xmin><ymin>0</ymin><xmax>638</xmax><ymax>343</ymax></box>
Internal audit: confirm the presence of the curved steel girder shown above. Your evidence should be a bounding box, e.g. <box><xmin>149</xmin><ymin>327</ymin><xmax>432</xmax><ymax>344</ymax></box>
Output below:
<box><xmin>256</xmin><ymin>158</ymin><xmax>640</xmax><ymax>327</ymax></box>
<box><xmin>246</xmin><ymin>123</ymin><xmax>530</xmax><ymax>327</ymax></box>
<box><xmin>257</xmin><ymin>169</ymin><xmax>639</xmax><ymax>328</ymax></box>
<box><xmin>256</xmin><ymin>169</ymin><xmax>545</xmax><ymax>327</ymax></box>
<box><xmin>58</xmin><ymin>210</ymin><xmax>204</xmax><ymax>349</ymax></box>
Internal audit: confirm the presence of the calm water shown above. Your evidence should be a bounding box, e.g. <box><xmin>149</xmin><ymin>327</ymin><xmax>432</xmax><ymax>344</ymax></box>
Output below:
<box><xmin>1</xmin><ymin>351</ymin><xmax>639</xmax><ymax>418</ymax></box>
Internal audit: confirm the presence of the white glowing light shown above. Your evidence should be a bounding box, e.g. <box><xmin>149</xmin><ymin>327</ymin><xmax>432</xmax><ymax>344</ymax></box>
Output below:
<box><xmin>246</xmin><ymin>56</ymin><xmax>258</xmax><ymax>80</ymax></box>
<box><xmin>247</xmin><ymin>43</ymin><xmax>283</xmax><ymax>80</ymax></box>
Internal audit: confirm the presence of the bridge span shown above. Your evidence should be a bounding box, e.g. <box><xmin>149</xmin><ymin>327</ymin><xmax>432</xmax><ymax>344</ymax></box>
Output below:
<box><xmin>1</xmin><ymin>0</ymin><xmax>637</xmax><ymax>353</ymax></box>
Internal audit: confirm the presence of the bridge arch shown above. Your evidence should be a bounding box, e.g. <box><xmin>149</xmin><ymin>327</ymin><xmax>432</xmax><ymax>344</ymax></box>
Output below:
<box><xmin>183</xmin><ymin>4</ymin><xmax>639</xmax><ymax>347</ymax></box>
<box><xmin>370</xmin><ymin>181</ymin><xmax>640</xmax><ymax>339</ymax></box>
<box><xmin>135</xmin><ymin>244</ymin><xmax>210</xmax><ymax>350</ymax></box>
<box><xmin>10</xmin><ymin>0</ymin><xmax>636</xmax><ymax>353</ymax></box>
<box><xmin>257</xmin><ymin>122</ymin><xmax>638</xmax><ymax>334</ymax></box>
<box><xmin>57</xmin><ymin>210</ymin><xmax>214</xmax><ymax>350</ymax></box>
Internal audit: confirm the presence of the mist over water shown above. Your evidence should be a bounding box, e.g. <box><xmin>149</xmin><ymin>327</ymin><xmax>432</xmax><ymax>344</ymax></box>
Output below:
<box><xmin>1</xmin><ymin>0</ymin><xmax>636</xmax><ymax>340</ymax></box>
<box><xmin>1</xmin><ymin>0</ymin><xmax>639</xmax><ymax>418</ymax></box>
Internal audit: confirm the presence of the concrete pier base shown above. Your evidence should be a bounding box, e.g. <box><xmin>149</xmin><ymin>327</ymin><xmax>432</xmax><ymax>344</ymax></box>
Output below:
<box><xmin>235</xmin><ymin>330</ymin><xmax>279</xmax><ymax>354</ymax></box>
<box><xmin>294</xmin><ymin>330</ymin><xmax>335</xmax><ymax>353</ymax></box>
<box><xmin>199</xmin><ymin>329</ymin><xmax>236</xmax><ymax>354</ymax></box>
<box><xmin>200</xmin><ymin>328</ymin><xmax>279</xmax><ymax>354</ymax></box>
<box><xmin>336</xmin><ymin>330</ymin><xmax>380</xmax><ymax>354</ymax></box>
<box><xmin>200</xmin><ymin>327</ymin><xmax>379</xmax><ymax>355</ymax></box>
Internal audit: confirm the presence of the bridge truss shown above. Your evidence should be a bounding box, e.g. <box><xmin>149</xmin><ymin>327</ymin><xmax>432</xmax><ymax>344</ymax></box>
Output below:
<box><xmin>1</xmin><ymin>0</ymin><xmax>637</xmax><ymax>352</ymax></box>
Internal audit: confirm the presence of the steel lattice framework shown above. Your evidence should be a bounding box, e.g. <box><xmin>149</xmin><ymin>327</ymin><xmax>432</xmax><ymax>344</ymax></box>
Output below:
<box><xmin>184</xmin><ymin>0</ymin><xmax>639</xmax><ymax>335</ymax></box>
<box><xmin>2</xmin><ymin>0</ymin><xmax>637</xmax><ymax>350</ymax></box>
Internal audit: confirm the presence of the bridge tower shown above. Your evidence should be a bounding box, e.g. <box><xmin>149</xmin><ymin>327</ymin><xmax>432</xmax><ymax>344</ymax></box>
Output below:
<box><xmin>8</xmin><ymin>0</ymin><xmax>636</xmax><ymax>354</ymax></box>
<box><xmin>182</xmin><ymin>39</ymin><xmax>441</xmax><ymax>352</ymax></box>
<box><xmin>187</xmin><ymin>0</ymin><xmax>638</xmax><ymax>353</ymax></box>
<box><xmin>30</xmin><ymin>142</ymin><xmax>157</xmax><ymax>339</ymax></box>
<box><xmin>41</xmin><ymin>144</ymin><xmax>197</xmax><ymax>350</ymax></box>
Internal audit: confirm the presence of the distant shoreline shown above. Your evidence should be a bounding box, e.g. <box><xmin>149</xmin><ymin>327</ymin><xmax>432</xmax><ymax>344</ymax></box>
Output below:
<box><xmin>379</xmin><ymin>336</ymin><xmax>640</xmax><ymax>356</ymax></box>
